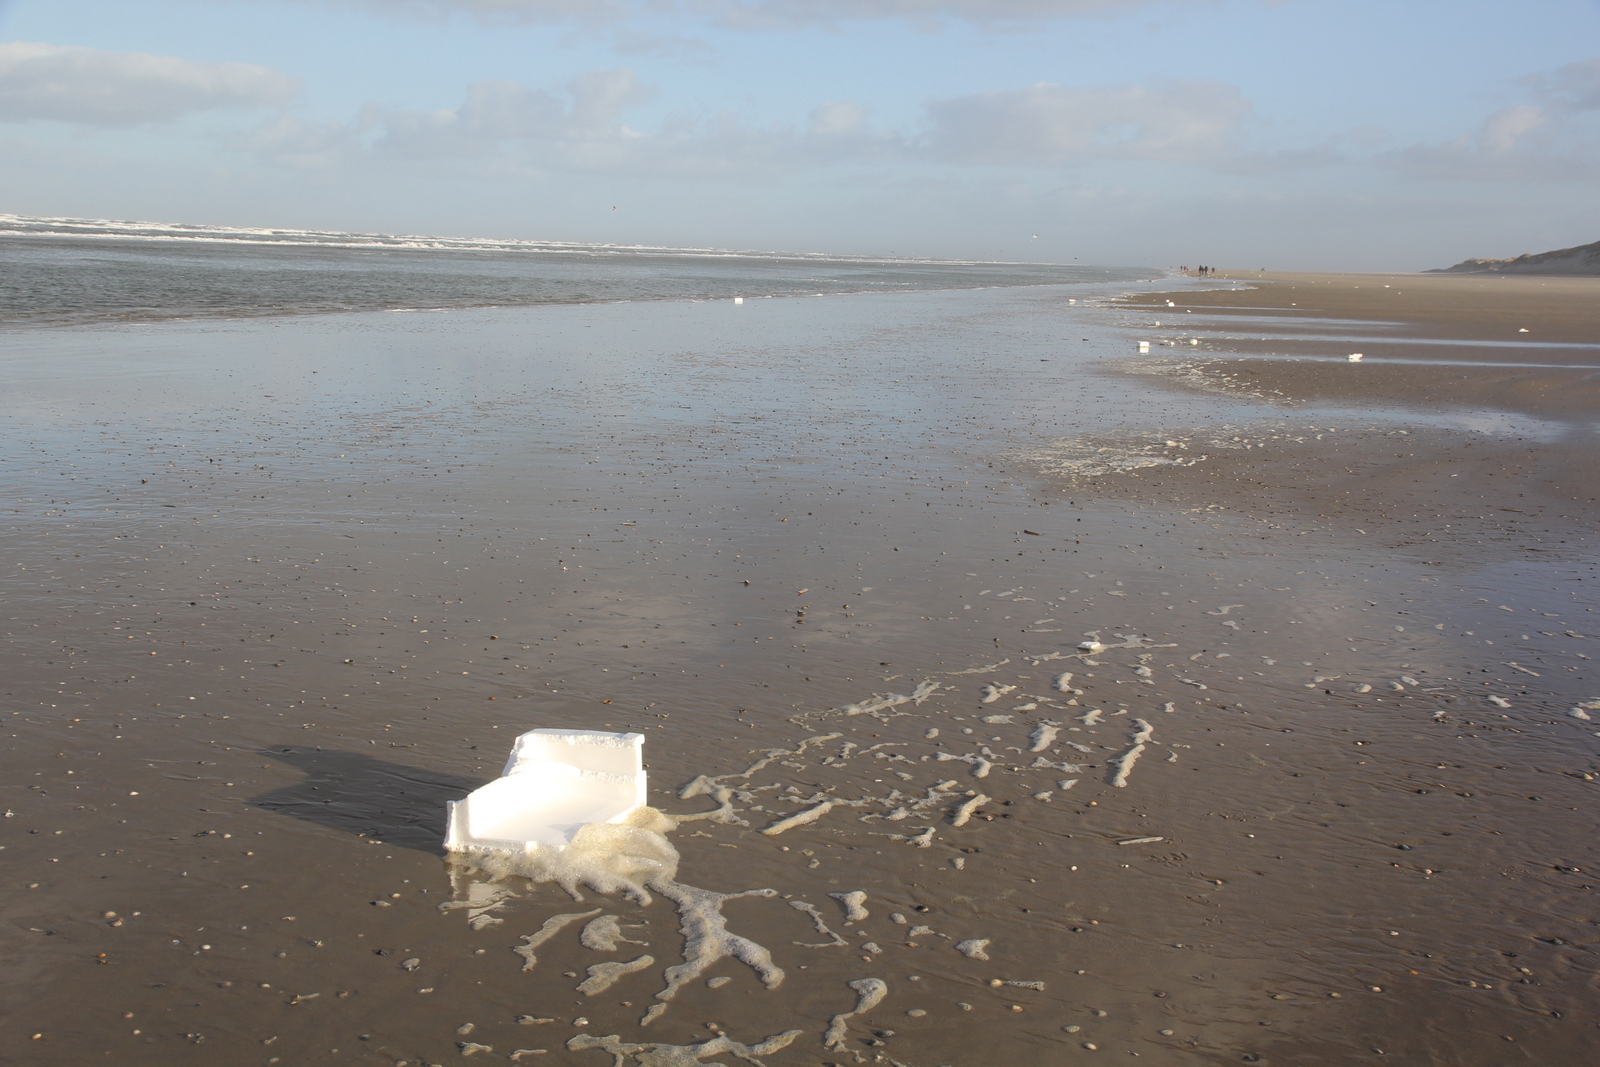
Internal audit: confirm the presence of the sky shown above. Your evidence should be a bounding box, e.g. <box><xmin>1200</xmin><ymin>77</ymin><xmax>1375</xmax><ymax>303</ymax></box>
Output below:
<box><xmin>0</xmin><ymin>0</ymin><xmax>1597</xmax><ymax>269</ymax></box>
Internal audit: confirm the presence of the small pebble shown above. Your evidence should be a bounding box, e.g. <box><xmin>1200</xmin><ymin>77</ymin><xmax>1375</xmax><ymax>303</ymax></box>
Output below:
<box><xmin>906</xmin><ymin>1009</ymin><xmax>927</xmax><ymax>1017</ymax></box>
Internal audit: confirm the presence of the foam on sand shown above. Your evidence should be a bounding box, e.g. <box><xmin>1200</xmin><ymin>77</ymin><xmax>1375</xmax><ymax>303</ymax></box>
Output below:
<box><xmin>569</xmin><ymin>1028</ymin><xmax>802</xmax><ymax>1066</ymax></box>
<box><xmin>642</xmin><ymin>883</ymin><xmax>785</xmax><ymax>1025</ymax></box>
<box><xmin>578</xmin><ymin>954</ymin><xmax>656</xmax><ymax>996</ymax></box>
<box><xmin>1110</xmin><ymin>719</ymin><xmax>1155</xmax><ymax>788</ymax></box>
<box><xmin>514</xmin><ymin>909</ymin><xmax>602</xmax><ymax>972</ymax></box>
<box><xmin>823</xmin><ymin>978</ymin><xmax>889</xmax><ymax>1050</ymax></box>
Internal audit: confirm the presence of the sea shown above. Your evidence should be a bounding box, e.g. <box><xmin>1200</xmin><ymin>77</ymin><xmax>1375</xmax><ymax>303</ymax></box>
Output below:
<box><xmin>0</xmin><ymin>213</ymin><xmax>1152</xmax><ymax>327</ymax></box>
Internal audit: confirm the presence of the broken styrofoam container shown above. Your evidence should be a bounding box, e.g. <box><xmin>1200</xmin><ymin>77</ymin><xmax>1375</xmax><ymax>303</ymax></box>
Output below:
<box><xmin>445</xmin><ymin>729</ymin><xmax>647</xmax><ymax>852</ymax></box>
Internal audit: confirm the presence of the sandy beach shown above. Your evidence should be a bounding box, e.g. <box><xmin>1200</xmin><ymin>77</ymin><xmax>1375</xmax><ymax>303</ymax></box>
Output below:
<box><xmin>2</xmin><ymin>274</ymin><xmax>1597</xmax><ymax>1066</ymax></box>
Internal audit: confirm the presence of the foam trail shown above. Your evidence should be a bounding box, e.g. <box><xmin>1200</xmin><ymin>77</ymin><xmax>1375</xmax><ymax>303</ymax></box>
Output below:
<box><xmin>830</xmin><ymin>679</ymin><xmax>941</xmax><ymax>716</ymax></box>
<box><xmin>760</xmin><ymin>800</ymin><xmax>835</xmax><ymax>835</ymax></box>
<box><xmin>642</xmin><ymin>883</ymin><xmax>784</xmax><ymax>1025</ymax></box>
<box><xmin>950</xmin><ymin>794</ymin><xmax>990</xmax><ymax>827</ymax></box>
<box><xmin>580</xmin><ymin>915</ymin><xmax>645</xmax><ymax>952</ymax></box>
<box><xmin>570</xmin><ymin>1030</ymin><xmax>802</xmax><ymax>1064</ymax></box>
<box><xmin>789</xmin><ymin>901</ymin><xmax>848</xmax><ymax>947</ymax></box>
<box><xmin>955</xmin><ymin>939</ymin><xmax>991</xmax><ymax>960</ymax></box>
<box><xmin>577</xmin><ymin>954</ymin><xmax>655</xmax><ymax>995</ymax></box>
<box><xmin>514</xmin><ymin>909</ymin><xmax>601</xmax><ymax>972</ymax></box>
<box><xmin>1110</xmin><ymin>719</ymin><xmax>1154</xmax><ymax>788</ymax></box>
<box><xmin>829</xmin><ymin>890</ymin><xmax>870</xmax><ymax>922</ymax></box>
<box><xmin>823</xmin><ymin>978</ymin><xmax>889</xmax><ymax>1050</ymax></box>
<box><xmin>1028</xmin><ymin>723</ymin><xmax>1060</xmax><ymax>752</ymax></box>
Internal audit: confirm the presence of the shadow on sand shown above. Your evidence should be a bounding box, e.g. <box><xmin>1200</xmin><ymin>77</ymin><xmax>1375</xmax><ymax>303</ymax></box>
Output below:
<box><xmin>250</xmin><ymin>746</ymin><xmax>489</xmax><ymax>852</ymax></box>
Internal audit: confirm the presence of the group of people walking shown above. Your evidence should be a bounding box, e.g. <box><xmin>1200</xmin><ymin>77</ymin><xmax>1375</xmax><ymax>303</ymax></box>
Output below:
<box><xmin>1182</xmin><ymin>265</ymin><xmax>1216</xmax><ymax>276</ymax></box>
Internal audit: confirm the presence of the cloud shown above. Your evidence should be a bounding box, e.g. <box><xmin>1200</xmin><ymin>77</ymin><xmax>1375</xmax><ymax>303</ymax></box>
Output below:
<box><xmin>313</xmin><ymin>0</ymin><xmax>1170</xmax><ymax>27</ymax></box>
<box><xmin>248</xmin><ymin>68</ymin><xmax>653</xmax><ymax>166</ymax></box>
<box><xmin>1386</xmin><ymin>59</ymin><xmax>1600</xmax><ymax>183</ymax></box>
<box><xmin>1522</xmin><ymin>57</ymin><xmax>1600</xmax><ymax>113</ymax></box>
<box><xmin>245</xmin><ymin>68</ymin><xmax>1292</xmax><ymax>182</ymax></box>
<box><xmin>923</xmin><ymin>81</ymin><xmax>1249</xmax><ymax>165</ymax></box>
<box><xmin>0</xmin><ymin>41</ymin><xmax>299</xmax><ymax>126</ymax></box>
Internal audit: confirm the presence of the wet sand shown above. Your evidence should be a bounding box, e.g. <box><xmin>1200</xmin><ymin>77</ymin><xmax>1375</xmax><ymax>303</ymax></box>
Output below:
<box><xmin>2</xmin><ymin>279</ymin><xmax>1597</xmax><ymax>1066</ymax></box>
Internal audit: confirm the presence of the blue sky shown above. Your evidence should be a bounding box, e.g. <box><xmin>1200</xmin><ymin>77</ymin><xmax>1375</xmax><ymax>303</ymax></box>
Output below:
<box><xmin>1</xmin><ymin>0</ymin><xmax>1597</xmax><ymax>268</ymax></box>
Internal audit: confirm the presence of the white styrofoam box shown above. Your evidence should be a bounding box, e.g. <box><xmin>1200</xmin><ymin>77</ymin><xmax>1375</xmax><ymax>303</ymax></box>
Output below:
<box><xmin>445</xmin><ymin>729</ymin><xmax>646</xmax><ymax>852</ymax></box>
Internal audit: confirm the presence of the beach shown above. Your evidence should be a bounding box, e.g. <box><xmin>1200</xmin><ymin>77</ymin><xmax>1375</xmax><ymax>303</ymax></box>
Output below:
<box><xmin>2</xmin><ymin>270</ymin><xmax>1597</xmax><ymax>1066</ymax></box>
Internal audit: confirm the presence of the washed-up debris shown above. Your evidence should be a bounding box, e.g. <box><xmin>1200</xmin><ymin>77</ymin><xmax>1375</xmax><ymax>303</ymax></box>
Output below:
<box><xmin>1118</xmin><ymin>836</ymin><xmax>1165</xmax><ymax>846</ymax></box>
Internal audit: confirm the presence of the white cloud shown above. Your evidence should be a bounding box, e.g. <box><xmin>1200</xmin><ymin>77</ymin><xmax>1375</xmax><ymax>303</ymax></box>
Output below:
<box><xmin>923</xmin><ymin>81</ymin><xmax>1249</xmax><ymax>165</ymax></box>
<box><xmin>0</xmin><ymin>41</ymin><xmax>299</xmax><ymax>126</ymax></box>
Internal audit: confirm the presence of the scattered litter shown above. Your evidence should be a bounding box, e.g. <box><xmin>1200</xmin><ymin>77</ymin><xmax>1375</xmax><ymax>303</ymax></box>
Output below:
<box><xmin>1118</xmin><ymin>836</ymin><xmax>1165</xmax><ymax>846</ymax></box>
<box><xmin>446</xmin><ymin>730</ymin><xmax>677</xmax><ymax>903</ymax></box>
